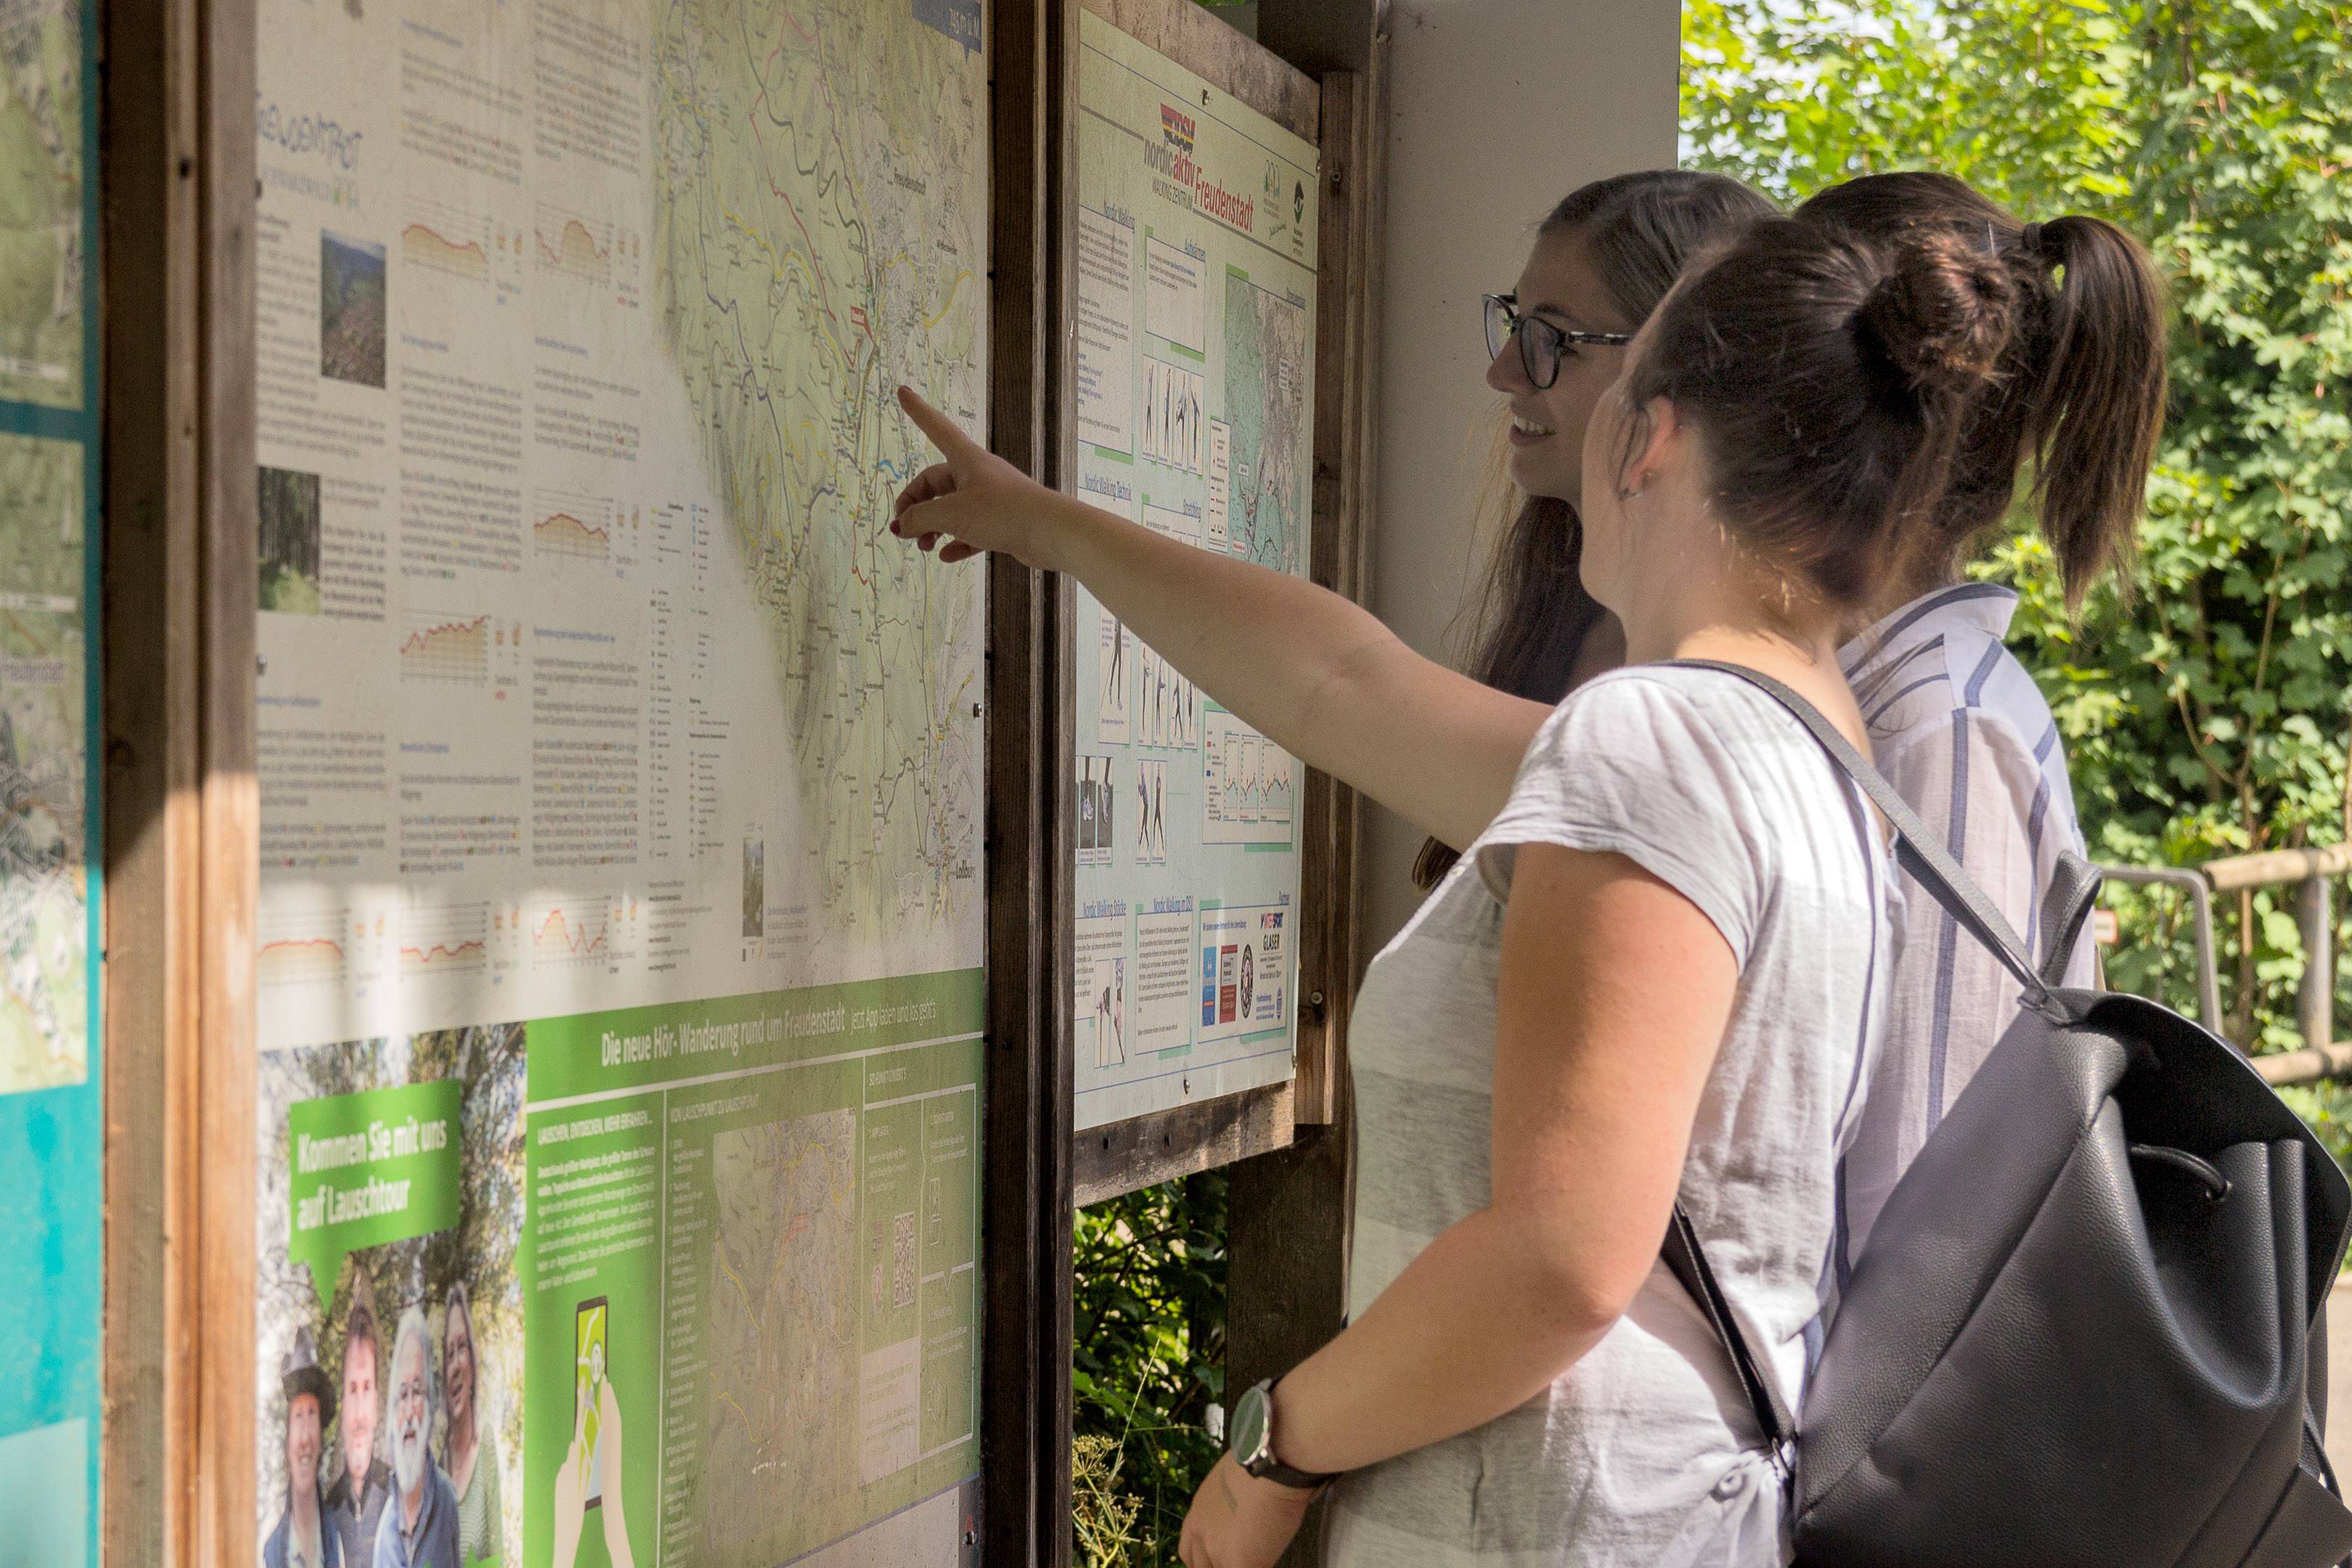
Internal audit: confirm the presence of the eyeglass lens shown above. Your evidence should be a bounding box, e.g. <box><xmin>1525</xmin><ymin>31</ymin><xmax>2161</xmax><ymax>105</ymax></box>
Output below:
<box><xmin>1484</xmin><ymin>295</ymin><xmax>1559</xmax><ymax>390</ymax></box>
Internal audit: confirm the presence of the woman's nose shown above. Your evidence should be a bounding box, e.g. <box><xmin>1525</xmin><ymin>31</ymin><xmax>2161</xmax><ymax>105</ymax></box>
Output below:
<box><xmin>1486</xmin><ymin>338</ymin><xmax>1530</xmax><ymax>395</ymax></box>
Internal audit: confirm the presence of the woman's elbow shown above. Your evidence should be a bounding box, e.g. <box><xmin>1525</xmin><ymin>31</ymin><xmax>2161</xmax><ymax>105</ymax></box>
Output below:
<box><xmin>1518</xmin><ymin>1248</ymin><xmax>1644</xmax><ymax>1346</ymax></box>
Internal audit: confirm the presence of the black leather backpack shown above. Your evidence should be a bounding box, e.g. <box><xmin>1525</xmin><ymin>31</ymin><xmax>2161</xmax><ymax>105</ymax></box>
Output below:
<box><xmin>1665</xmin><ymin>661</ymin><xmax>2352</xmax><ymax>1567</ymax></box>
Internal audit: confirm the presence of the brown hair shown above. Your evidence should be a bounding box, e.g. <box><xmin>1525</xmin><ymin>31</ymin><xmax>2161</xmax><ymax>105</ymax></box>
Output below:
<box><xmin>1415</xmin><ymin>170</ymin><xmax>1777</xmax><ymax>888</ymax></box>
<box><xmin>1794</xmin><ymin>172</ymin><xmax>2167</xmax><ymax>605</ymax></box>
<box><xmin>1614</xmin><ymin>218</ymin><xmax>2025</xmax><ymax>608</ymax></box>
<box><xmin>344</xmin><ymin>1291</ymin><xmax>380</xmax><ymax>1374</ymax></box>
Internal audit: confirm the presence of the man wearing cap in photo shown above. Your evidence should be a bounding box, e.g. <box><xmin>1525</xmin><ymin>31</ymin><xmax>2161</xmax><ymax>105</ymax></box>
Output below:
<box><xmin>266</xmin><ymin>1326</ymin><xmax>343</xmax><ymax>1568</ymax></box>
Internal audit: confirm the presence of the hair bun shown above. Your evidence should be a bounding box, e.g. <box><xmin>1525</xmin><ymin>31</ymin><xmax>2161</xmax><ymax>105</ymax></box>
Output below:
<box><xmin>1852</xmin><ymin>232</ymin><xmax>2020</xmax><ymax>401</ymax></box>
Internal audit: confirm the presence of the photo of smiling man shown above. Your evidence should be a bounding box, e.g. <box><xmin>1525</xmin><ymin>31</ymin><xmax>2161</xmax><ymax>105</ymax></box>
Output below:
<box><xmin>373</xmin><ymin>1306</ymin><xmax>461</xmax><ymax>1568</ymax></box>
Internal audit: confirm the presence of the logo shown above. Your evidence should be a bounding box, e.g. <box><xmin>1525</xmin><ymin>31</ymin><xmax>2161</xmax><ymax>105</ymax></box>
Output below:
<box><xmin>1294</xmin><ymin>179</ymin><xmax>1307</xmax><ymax>224</ymax></box>
<box><xmin>1160</xmin><ymin>104</ymin><xmax>1196</xmax><ymax>154</ymax></box>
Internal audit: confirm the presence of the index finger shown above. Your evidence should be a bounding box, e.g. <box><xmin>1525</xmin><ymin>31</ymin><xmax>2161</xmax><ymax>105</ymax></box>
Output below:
<box><xmin>895</xmin><ymin>385</ymin><xmax>983</xmax><ymax>464</ymax></box>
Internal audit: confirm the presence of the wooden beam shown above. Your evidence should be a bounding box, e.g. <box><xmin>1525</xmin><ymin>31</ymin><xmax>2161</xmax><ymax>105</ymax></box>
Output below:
<box><xmin>195</xmin><ymin>0</ymin><xmax>261</xmax><ymax>1553</ymax></box>
<box><xmin>1074</xmin><ymin>1082</ymin><xmax>1294</xmax><ymax>1207</ymax></box>
<box><xmin>2204</xmin><ymin>844</ymin><xmax>2352</xmax><ymax>893</ymax></box>
<box><xmin>99</xmin><ymin>0</ymin><xmax>205</xmax><ymax>1556</ymax></box>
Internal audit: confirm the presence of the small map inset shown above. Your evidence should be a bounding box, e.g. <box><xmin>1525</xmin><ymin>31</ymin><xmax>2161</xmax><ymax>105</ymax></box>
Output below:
<box><xmin>702</xmin><ymin>1108</ymin><xmax>859</xmax><ymax>1553</ymax></box>
<box><xmin>1221</xmin><ymin>275</ymin><xmax>1309</xmax><ymax>573</ymax></box>
<box><xmin>0</xmin><ymin>0</ymin><xmax>83</xmax><ymax>409</ymax></box>
<box><xmin>0</xmin><ymin>434</ymin><xmax>84</xmax><ymax>1093</ymax></box>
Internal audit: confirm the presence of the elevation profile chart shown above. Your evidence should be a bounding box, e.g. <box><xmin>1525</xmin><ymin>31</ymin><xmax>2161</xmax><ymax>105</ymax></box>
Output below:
<box><xmin>1068</xmin><ymin>10</ymin><xmax>1317</xmax><ymax>1128</ymax></box>
<box><xmin>249</xmin><ymin>0</ymin><xmax>988</xmax><ymax>1559</ymax></box>
<box><xmin>399</xmin><ymin>611</ymin><xmax>489</xmax><ymax>684</ymax></box>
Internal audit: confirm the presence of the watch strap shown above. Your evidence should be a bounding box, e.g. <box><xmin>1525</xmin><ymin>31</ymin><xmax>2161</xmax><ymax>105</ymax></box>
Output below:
<box><xmin>1243</xmin><ymin>1450</ymin><xmax>1334</xmax><ymax>1490</ymax></box>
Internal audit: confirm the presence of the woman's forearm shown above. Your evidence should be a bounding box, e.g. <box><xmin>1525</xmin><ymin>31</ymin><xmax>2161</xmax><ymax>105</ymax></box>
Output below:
<box><xmin>1249</xmin><ymin>1206</ymin><xmax>1620</xmax><ymax>1477</ymax></box>
<box><xmin>1042</xmin><ymin>491</ymin><xmax>1548</xmax><ymax>852</ymax></box>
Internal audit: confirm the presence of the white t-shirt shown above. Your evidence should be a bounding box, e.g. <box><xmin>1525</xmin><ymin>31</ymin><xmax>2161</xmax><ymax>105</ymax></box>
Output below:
<box><xmin>1837</xmin><ymin>584</ymin><xmax>2096</xmax><ymax>1264</ymax></box>
<box><xmin>1323</xmin><ymin>666</ymin><xmax>1893</xmax><ymax>1567</ymax></box>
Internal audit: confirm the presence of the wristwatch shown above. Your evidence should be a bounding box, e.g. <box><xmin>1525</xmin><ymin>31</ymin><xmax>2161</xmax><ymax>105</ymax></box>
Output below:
<box><xmin>1229</xmin><ymin>1378</ymin><xmax>1336</xmax><ymax>1490</ymax></box>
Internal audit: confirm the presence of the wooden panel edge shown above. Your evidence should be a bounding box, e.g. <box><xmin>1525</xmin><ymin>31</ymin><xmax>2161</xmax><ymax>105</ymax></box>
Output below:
<box><xmin>1078</xmin><ymin>0</ymin><xmax>1318</xmax><ymax>144</ymax></box>
<box><xmin>1072</xmin><ymin>1082</ymin><xmax>1295</xmax><ymax>1208</ymax></box>
<box><xmin>99</xmin><ymin>0</ymin><xmax>205</xmax><ymax>1556</ymax></box>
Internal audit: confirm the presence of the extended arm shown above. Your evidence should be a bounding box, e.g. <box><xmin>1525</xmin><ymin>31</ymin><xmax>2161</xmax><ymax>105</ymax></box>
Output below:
<box><xmin>890</xmin><ymin>387</ymin><xmax>1550</xmax><ymax>852</ymax></box>
<box><xmin>1178</xmin><ymin>842</ymin><xmax>1735</xmax><ymax>1565</ymax></box>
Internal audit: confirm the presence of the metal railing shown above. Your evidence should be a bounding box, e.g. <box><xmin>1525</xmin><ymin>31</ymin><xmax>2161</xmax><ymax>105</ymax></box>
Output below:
<box><xmin>2102</xmin><ymin>844</ymin><xmax>2352</xmax><ymax>1087</ymax></box>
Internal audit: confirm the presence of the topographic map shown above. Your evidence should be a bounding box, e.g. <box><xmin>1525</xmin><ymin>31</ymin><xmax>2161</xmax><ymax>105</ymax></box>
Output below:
<box><xmin>0</xmin><ymin>0</ymin><xmax>81</xmax><ymax>408</ymax></box>
<box><xmin>1222</xmin><ymin>275</ymin><xmax>1308</xmax><ymax>573</ymax></box>
<box><xmin>0</xmin><ymin>433</ymin><xmax>83</xmax><ymax>1093</ymax></box>
<box><xmin>653</xmin><ymin>0</ymin><xmax>987</xmax><ymax>944</ymax></box>
<box><xmin>702</xmin><ymin>1108</ymin><xmax>859</xmax><ymax>1559</ymax></box>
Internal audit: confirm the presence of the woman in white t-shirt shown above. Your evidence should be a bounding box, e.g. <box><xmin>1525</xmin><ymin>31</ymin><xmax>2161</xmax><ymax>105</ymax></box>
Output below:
<box><xmin>889</xmin><ymin>216</ymin><xmax>2041</xmax><ymax>1564</ymax></box>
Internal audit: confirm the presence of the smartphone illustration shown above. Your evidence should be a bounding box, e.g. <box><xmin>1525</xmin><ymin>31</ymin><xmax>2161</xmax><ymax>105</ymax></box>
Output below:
<box><xmin>575</xmin><ymin>1297</ymin><xmax>608</xmax><ymax>1508</ymax></box>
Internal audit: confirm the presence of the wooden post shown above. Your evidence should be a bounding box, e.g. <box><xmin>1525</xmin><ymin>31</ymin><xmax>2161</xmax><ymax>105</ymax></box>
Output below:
<box><xmin>982</xmin><ymin>0</ymin><xmax>1079</xmax><ymax>1561</ymax></box>
<box><xmin>100</xmin><ymin>0</ymin><xmax>258</xmax><ymax>1557</ymax></box>
<box><xmin>2301</xmin><ymin>874</ymin><xmax>2334</xmax><ymax>1052</ymax></box>
<box><xmin>99</xmin><ymin>0</ymin><xmax>205</xmax><ymax>1555</ymax></box>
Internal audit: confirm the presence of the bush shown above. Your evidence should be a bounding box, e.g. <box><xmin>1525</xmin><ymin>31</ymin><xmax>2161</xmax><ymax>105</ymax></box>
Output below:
<box><xmin>1073</xmin><ymin>1173</ymin><xmax>1228</xmax><ymax>1563</ymax></box>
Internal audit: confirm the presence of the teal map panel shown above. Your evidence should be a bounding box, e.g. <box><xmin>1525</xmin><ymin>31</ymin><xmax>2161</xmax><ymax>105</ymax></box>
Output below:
<box><xmin>0</xmin><ymin>0</ymin><xmax>102</xmax><ymax>1562</ymax></box>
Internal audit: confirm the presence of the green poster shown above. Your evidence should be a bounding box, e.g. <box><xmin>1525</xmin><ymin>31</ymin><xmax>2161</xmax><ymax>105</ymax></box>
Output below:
<box><xmin>520</xmin><ymin>979</ymin><xmax>984</xmax><ymax>1567</ymax></box>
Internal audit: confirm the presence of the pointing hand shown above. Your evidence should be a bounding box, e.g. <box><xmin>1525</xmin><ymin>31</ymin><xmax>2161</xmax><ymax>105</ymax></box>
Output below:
<box><xmin>890</xmin><ymin>385</ymin><xmax>1071</xmax><ymax>569</ymax></box>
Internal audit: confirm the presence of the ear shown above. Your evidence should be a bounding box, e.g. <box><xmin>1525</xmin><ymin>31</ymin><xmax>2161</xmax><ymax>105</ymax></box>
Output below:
<box><xmin>1628</xmin><ymin>395</ymin><xmax>1681</xmax><ymax>492</ymax></box>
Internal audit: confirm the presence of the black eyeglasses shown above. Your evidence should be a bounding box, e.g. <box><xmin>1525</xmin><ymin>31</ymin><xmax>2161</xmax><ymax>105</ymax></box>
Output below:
<box><xmin>1482</xmin><ymin>293</ymin><xmax>1630</xmax><ymax>390</ymax></box>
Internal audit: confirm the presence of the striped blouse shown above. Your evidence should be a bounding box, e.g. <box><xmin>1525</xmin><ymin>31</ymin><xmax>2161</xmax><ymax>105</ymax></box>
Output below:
<box><xmin>1836</xmin><ymin>582</ymin><xmax>2096</xmax><ymax>1272</ymax></box>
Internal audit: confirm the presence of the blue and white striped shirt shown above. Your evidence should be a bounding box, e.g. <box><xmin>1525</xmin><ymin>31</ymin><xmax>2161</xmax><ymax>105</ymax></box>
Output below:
<box><xmin>1837</xmin><ymin>583</ymin><xmax>2097</xmax><ymax>1267</ymax></box>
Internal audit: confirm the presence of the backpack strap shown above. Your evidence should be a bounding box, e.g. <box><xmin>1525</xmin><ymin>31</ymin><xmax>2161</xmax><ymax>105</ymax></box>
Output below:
<box><xmin>1664</xmin><ymin>659</ymin><xmax>2061</xmax><ymax>1018</ymax></box>
<box><xmin>1662</xmin><ymin>1203</ymin><xmax>1795</xmax><ymax>1461</ymax></box>
<box><xmin>2037</xmin><ymin>852</ymin><xmax>2104</xmax><ymax>989</ymax></box>
<box><xmin>1649</xmin><ymin>658</ymin><xmax>2067</xmax><ymax>1459</ymax></box>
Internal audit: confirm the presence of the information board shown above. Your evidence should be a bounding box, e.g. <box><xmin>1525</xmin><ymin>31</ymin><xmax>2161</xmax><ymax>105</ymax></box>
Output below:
<box><xmin>0</xmin><ymin>0</ymin><xmax>100</xmax><ymax>1558</ymax></box>
<box><xmin>248</xmin><ymin>0</ymin><xmax>987</xmax><ymax>1561</ymax></box>
<box><xmin>1070</xmin><ymin>10</ymin><xmax>1316</xmax><ymax>1132</ymax></box>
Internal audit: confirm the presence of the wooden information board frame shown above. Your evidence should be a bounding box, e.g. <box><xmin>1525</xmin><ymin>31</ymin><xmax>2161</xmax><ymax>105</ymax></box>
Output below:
<box><xmin>1063</xmin><ymin>0</ymin><xmax>1376</xmax><ymax>1213</ymax></box>
<box><xmin>95</xmin><ymin>0</ymin><xmax>1077</xmax><ymax>1561</ymax></box>
<box><xmin>86</xmin><ymin>0</ymin><xmax>1374</xmax><ymax>1559</ymax></box>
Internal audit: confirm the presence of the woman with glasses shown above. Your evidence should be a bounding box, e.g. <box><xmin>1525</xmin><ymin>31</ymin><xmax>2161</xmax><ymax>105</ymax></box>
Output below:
<box><xmin>1412</xmin><ymin>173</ymin><xmax>1778</xmax><ymax>890</ymax></box>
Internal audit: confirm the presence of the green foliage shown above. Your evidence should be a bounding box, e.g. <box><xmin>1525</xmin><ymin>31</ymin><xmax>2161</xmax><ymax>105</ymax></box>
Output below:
<box><xmin>1073</xmin><ymin>1174</ymin><xmax>1228</xmax><ymax>1564</ymax></box>
<box><xmin>1686</xmin><ymin>0</ymin><xmax>2352</xmax><ymax>1048</ymax></box>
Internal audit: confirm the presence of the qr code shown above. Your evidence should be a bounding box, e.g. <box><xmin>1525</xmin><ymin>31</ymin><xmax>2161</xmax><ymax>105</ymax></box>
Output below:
<box><xmin>893</xmin><ymin>1210</ymin><xmax>918</xmax><ymax>1309</ymax></box>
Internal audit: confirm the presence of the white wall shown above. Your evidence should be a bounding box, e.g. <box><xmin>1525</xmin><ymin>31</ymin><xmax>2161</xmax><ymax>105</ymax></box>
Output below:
<box><xmin>1360</xmin><ymin>0</ymin><xmax>1685</xmax><ymax>952</ymax></box>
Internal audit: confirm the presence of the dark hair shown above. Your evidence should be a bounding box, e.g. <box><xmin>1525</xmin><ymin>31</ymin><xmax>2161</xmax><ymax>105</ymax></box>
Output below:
<box><xmin>1415</xmin><ymin>170</ymin><xmax>1776</xmax><ymax>888</ymax></box>
<box><xmin>1614</xmin><ymin>218</ymin><xmax>2025</xmax><ymax>607</ymax></box>
<box><xmin>1794</xmin><ymin>173</ymin><xmax>2167</xmax><ymax>605</ymax></box>
<box><xmin>346</xmin><ymin>1292</ymin><xmax>380</xmax><ymax>1367</ymax></box>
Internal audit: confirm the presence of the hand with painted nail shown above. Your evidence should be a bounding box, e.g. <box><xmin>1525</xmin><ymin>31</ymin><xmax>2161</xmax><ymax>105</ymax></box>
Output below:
<box><xmin>889</xmin><ymin>385</ymin><xmax>1087</xmax><ymax>570</ymax></box>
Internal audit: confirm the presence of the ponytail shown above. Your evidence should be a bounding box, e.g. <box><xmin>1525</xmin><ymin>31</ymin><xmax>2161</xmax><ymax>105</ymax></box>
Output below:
<box><xmin>2022</xmin><ymin>214</ymin><xmax>2168</xmax><ymax>604</ymax></box>
<box><xmin>1795</xmin><ymin>173</ymin><xmax>2169</xmax><ymax>608</ymax></box>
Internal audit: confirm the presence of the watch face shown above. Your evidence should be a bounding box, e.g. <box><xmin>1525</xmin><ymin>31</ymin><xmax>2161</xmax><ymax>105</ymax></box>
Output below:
<box><xmin>1231</xmin><ymin>1385</ymin><xmax>1270</xmax><ymax>1464</ymax></box>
